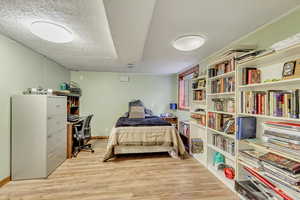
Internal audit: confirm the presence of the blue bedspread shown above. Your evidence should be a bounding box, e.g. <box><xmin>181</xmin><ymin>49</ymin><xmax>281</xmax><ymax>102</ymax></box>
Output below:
<box><xmin>115</xmin><ymin>116</ymin><xmax>171</xmax><ymax>127</ymax></box>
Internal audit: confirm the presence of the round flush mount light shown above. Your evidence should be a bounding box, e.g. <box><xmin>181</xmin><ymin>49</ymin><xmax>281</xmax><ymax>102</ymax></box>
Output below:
<box><xmin>30</xmin><ymin>21</ymin><xmax>73</xmax><ymax>43</ymax></box>
<box><xmin>172</xmin><ymin>35</ymin><xmax>206</xmax><ymax>51</ymax></box>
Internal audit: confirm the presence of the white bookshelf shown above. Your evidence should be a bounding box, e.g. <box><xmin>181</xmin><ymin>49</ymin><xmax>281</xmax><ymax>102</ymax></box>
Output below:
<box><xmin>190</xmin><ymin>71</ymin><xmax>208</xmax><ymax>167</ymax></box>
<box><xmin>189</xmin><ymin>46</ymin><xmax>300</xmax><ymax>198</ymax></box>
<box><xmin>235</xmin><ymin>45</ymin><xmax>300</xmax><ymax>199</ymax></box>
<box><xmin>189</xmin><ymin>56</ymin><xmax>238</xmax><ymax>193</ymax></box>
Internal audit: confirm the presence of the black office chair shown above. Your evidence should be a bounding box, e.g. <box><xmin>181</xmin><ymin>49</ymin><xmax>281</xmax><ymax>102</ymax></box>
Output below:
<box><xmin>73</xmin><ymin>114</ymin><xmax>95</xmax><ymax>157</ymax></box>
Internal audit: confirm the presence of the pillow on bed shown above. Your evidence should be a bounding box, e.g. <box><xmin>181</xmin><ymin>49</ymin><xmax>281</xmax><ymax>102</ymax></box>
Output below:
<box><xmin>129</xmin><ymin>106</ymin><xmax>145</xmax><ymax>118</ymax></box>
<box><xmin>129</xmin><ymin>99</ymin><xmax>144</xmax><ymax>110</ymax></box>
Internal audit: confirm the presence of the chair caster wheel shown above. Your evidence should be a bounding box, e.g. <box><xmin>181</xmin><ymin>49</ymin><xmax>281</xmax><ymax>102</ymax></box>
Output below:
<box><xmin>92</xmin><ymin>150</ymin><xmax>95</xmax><ymax>153</ymax></box>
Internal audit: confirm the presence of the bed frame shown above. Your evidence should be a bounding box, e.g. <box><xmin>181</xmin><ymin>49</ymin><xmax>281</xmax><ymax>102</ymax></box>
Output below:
<box><xmin>114</xmin><ymin>146</ymin><xmax>173</xmax><ymax>155</ymax></box>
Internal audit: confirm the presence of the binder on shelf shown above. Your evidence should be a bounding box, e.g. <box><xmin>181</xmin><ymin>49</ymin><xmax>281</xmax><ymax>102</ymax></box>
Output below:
<box><xmin>237</xmin><ymin>117</ymin><xmax>256</xmax><ymax>140</ymax></box>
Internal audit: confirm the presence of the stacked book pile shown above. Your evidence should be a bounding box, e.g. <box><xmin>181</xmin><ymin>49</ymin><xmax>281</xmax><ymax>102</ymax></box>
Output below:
<box><xmin>212</xmin><ymin>134</ymin><xmax>235</xmax><ymax>156</ymax></box>
<box><xmin>240</xmin><ymin>89</ymin><xmax>300</xmax><ymax>118</ymax></box>
<box><xmin>263</xmin><ymin>121</ymin><xmax>300</xmax><ymax>157</ymax></box>
<box><xmin>208</xmin><ymin>112</ymin><xmax>234</xmax><ymax>132</ymax></box>
<box><xmin>212</xmin><ymin>98</ymin><xmax>235</xmax><ymax>113</ymax></box>
<box><xmin>239</xmin><ymin>149</ymin><xmax>265</xmax><ymax>169</ymax></box>
<box><xmin>193</xmin><ymin>90</ymin><xmax>205</xmax><ymax>101</ymax></box>
<box><xmin>241</xmin><ymin>67</ymin><xmax>261</xmax><ymax>85</ymax></box>
<box><xmin>259</xmin><ymin>153</ymin><xmax>300</xmax><ymax>195</ymax></box>
<box><xmin>211</xmin><ymin>77</ymin><xmax>235</xmax><ymax>94</ymax></box>
<box><xmin>208</xmin><ymin>60</ymin><xmax>235</xmax><ymax>78</ymax></box>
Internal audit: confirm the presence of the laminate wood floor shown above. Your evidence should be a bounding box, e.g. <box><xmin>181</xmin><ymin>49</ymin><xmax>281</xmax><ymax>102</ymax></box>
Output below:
<box><xmin>0</xmin><ymin>140</ymin><xmax>238</xmax><ymax>200</ymax></box>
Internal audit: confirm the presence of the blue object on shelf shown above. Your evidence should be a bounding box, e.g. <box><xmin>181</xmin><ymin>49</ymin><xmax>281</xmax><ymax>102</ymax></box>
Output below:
<box><xmin>169</xmin><ymin>103</ymin><xmax>177</xmax><ymax>110</ymax></box>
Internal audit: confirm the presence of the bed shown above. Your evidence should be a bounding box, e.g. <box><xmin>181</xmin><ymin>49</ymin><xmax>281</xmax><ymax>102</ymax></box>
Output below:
<box><xmin>103</xmin><ymin>115</ymin><xmax>186</xmax><ymax>161</ymax></box>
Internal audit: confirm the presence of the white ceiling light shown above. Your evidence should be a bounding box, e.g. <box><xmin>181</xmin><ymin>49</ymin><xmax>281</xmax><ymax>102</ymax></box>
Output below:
<box><xmin>172</xmin><ymin>35</ymin><xmax>206</xmax><ymax>51</ymax></box>
<box><xmin>30</xmin><ymin>21</ymin><xmax>73</xmax><ymax>43</ymax></box>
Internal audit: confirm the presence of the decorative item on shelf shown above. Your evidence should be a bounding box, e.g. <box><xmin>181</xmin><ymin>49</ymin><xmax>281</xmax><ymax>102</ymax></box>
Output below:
<box><xmin>213</xmin><ymin>98</ymin><xmax>235</xmax><ymax>113</ymax></box>
<box><xmin>193</xmin><ymin>71</ymin><xmax>199</xmax><ymax>79</ymax></box>
<box><xmin>213</xmin><ymin>152</ymin><xmax>225</xmax><ymax>168</ymax></box>
<box><xmin>192</xmin><ymin>79</ymin><xmax>206</xmax><ymax>89</ymax></box>
<box><xmin>283</xmin><ymin>59</ymin><xmax>300</xmax><ymax>80</ymax></box>
<box><xmin>224</xmin><ymin>167</ymin><xmax>235</xmax><ymax>180</ymax></box>
<box><xmin>191</xmin><ymin>138</ymin><xmax>204</xmax><ymax>154</ymax></box>
<box><xmin>223</xmin><ymin>119</ymin><xmax>235</xmax><ymax>134</ymax></box>
<box><xmin>169</xmin><ymin>103</ymin><xmax>177</xmax><ymax>110</ymax></box>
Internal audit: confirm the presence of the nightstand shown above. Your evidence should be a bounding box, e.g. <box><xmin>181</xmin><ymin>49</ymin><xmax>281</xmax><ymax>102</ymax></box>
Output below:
<box><xmin>161</xmin><ymin>116</ymin><xmax>178</xmax><ymax>129</ymax></box>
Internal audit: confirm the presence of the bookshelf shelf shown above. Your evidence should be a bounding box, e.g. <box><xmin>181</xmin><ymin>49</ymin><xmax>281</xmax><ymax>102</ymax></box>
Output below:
<box><xmin>190</xmin><ymin>121</ymin><xmax>206</xmax><ymax>129</ymax></box>
<box><xmin>207</xmin><ymin>92</ymin><xmax>235</xmax><ymax>96</ymax></box>
<box><xmin>240</xmin><ymin>139</ymin><xmax>300</xmax><ymax>163</ymax></box>
<box><xmin>192</xmin><ymin>87</ymin><xmax>206</xmax><ymax>91</ymax></box>
<box><xmin>208</xmin><ymin>71</ymin><xmax>235</xmax><ymax>81</ymax></box>
<box><xmin>191</xmin><ymin>75</ymin><xmax>206</xmax><ymax>81</ymax></box>
<box><xmin>207</xmin><ymin>144</ymin><xmax>235</xmax><ymax>161</ymax></box>
<box><xmin>208</xmin><ymin>165</ymin><xmax>235</xmax><ymax>192</ymax></box>
<box><xmin>238</xmin><ymin>78</ymin><xmax>300</xmax><ymax>90</ymax></box>
<box><xmin>207</xmin><ymin>127</ymin><xmax>235</xmax><ymax>139</ymax></box>
<box><xmin>191</xmin><ymin>111</ymin><xmax>206</xmax><ymax>115</ymax></box>
<box><xmin>237</xmin><ymin>44</ymin><xmax>300</xmax><ymax>67</ymax></box>
<box><xmin>207</xmin><ymin>110</ymin><xmax>235</xmax><ymax>116</ymax></box>
<box><xmin>238</xmin><ymin>113</ymin><xmax>300</xmax><ymax>122</ymax></box>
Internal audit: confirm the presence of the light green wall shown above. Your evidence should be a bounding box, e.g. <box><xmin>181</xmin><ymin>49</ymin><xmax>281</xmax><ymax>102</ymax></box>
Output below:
<box><xmin>0</xmin><ymin>33</ymin><xmax>70</xmax><ymax>180</ymax></box>
<box><xmin>71</xmin><ymin>71</ymin><xmax>177</xmax><ymax>136</ymax></box>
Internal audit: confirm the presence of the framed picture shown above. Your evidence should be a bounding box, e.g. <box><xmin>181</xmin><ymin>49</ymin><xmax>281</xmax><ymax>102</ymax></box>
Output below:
<box><xmin>282</xmin><ymin>61</ymin><xmax>296</xmax><ymax>77</ymax></box>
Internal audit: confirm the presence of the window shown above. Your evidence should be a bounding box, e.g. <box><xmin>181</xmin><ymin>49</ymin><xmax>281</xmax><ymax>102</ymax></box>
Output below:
<box><xmin>178</xmin><ymin>66</ymin><xmax>199</xmax><ymax>110</ymax></box>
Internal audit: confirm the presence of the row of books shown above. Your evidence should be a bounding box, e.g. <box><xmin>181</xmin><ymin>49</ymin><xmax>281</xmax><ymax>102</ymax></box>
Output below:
<box><xmin>241</xmin><ymin>67</ymin><xmax>261</xmax><ymax>85</ymax></box>
<box><xmin>193</xmin><ymin>90</ymin><xmax>205</xmax><ymax>101</ymax></box>
<box><xmin>208</xmin><ymin>112</ymin><xmax>235</xmax><ymax>134</ymax></box>
<box><xmin>212</xmin><ymin>98</ymin><xmax>235</xmax><ymax>113</ymax></box>
<box><xmin>240</xmin><ymin>90</ymin><xmax>300</xmax><ymax>118</ymax></box>
<box><xmin>211</xmin><ymin>76</ymin><xmax>235</xmax><ymax>94</ymax></box>
<box><xmin>208</xmin><ymin>60</ymin><xmax>235</xmax><ymax>78</ymax></box>
<box><xmin>191</xmin><ymin>113</ymin><xmax>206</xmax><ymax>126</ymax></box>
<box><xmin>212</xmin><ymin>134</ymin><xmax>235</xmax><ymax>156</ymax></box>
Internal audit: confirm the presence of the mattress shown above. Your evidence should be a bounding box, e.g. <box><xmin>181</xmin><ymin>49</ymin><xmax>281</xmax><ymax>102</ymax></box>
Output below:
<box><xmin>103</xmin><ymin>125</ymin><xmax>186</xmax><ymax>161</ymax></box>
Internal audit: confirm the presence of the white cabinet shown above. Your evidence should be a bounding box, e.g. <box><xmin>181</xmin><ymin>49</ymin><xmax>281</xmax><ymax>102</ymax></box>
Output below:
<box><xmin>12</xmin><ymin>95</ymin><xmax>67</xmax><ymax>180</ymax></box>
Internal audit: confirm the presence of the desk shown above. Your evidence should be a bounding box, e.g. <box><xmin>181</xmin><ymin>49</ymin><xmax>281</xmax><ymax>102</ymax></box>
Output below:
<box><xmin>160</xmin><ymin>116</ymin><xmax>178</xmax><ymax>129</ymax></box>
<box><xmin>67</xmin><ymin>119</ymin><xmax>83</xmax><ymax>158</ymax></box>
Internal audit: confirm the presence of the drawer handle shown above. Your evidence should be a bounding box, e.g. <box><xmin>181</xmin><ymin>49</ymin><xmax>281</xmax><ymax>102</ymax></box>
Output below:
<box><xmin>48</xmin><ymin>117</ymin><xmax>52</xmax><ymax>120</ymax></box>
<box><xmin>56</xmin><ymin>105</ymin><xmax>61</xmax><ymax>108</ymax></box>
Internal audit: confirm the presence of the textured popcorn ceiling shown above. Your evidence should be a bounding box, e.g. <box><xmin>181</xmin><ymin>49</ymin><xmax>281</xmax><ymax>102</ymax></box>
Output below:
<box><xmin>0</xmin><ymin>0</ymin><xmax>299</xmax><ymax>74</ymax></box>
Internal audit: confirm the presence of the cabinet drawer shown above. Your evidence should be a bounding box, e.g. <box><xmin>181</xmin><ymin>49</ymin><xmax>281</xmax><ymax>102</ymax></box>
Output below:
<box><xmin>47</xmin><ymin>115</ymin><xmax>66</xmax><ymax>134</ymax></box>
<box><xmin>47</xmin><ymin>97</ymin><xmax>66</xmax><ymax>116</ymax></box>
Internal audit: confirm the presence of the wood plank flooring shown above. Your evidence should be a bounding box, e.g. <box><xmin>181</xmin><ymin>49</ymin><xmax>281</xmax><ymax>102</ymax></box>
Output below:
<box><xmin>0</xmin><ymin>140</ymin><xmax>238</xmax><ymax>200</ymax></box>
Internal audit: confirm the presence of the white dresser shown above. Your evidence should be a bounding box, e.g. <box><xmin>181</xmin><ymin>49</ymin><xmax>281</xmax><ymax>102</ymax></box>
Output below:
<box><xmin>12</xmin><ymin>95</ymin><xmax>67</xmax><ymax>180</ymax></box>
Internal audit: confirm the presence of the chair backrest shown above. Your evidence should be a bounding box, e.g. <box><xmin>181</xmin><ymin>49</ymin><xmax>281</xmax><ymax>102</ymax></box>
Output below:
<box><xmin>81</xmin><ymin>114</ymin><xmax>93</xmax><ymax>139</ymax></box>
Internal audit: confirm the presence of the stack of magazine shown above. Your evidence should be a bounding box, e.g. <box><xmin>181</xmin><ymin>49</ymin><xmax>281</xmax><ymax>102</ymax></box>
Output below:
<box><xmin>263</xmin><ymin>121</ymin><xmax>300</xmax><ymax>157</ymax></box>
